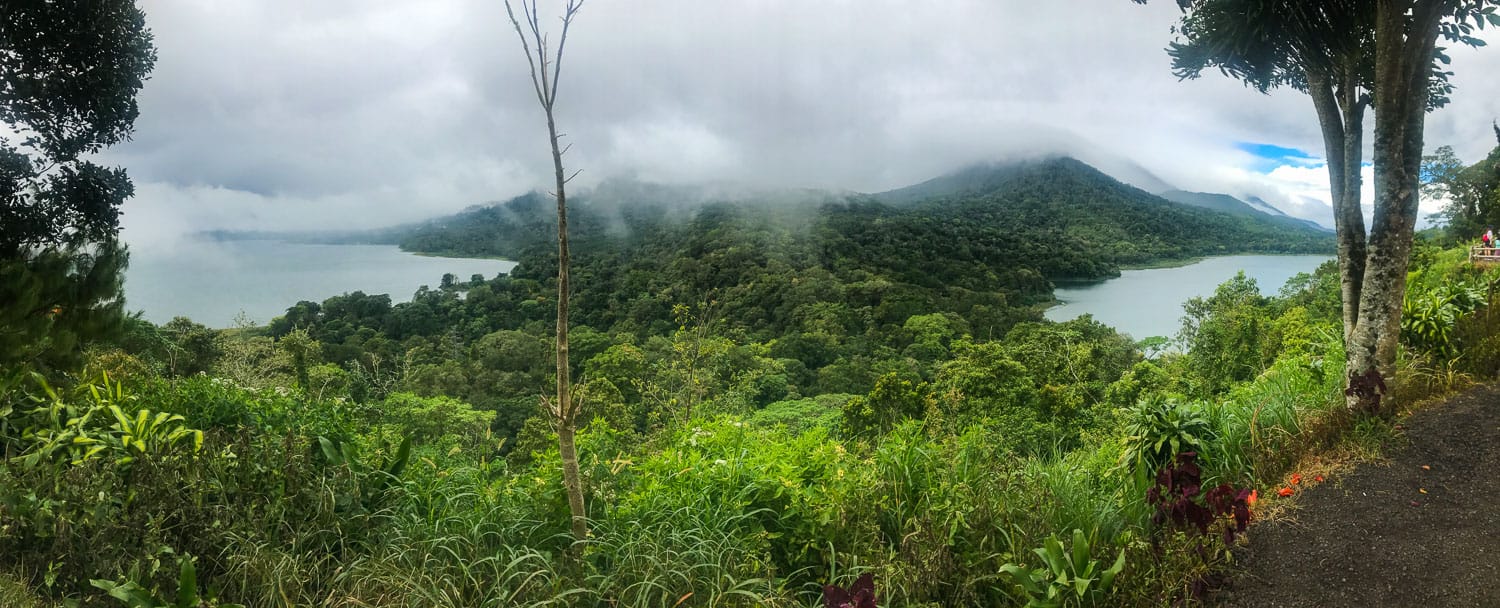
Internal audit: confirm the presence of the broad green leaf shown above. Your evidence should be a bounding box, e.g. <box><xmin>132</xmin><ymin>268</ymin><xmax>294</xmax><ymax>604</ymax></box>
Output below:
<box><xmin>1000</xmin><ymin>564</ymin><xmax>1045</xmax><ymax>595</ymax></box>
<box><xmin>318</xmin><ymin>437</ymin><xmax>341</xmax><ymax>464</ymax></box>
<box><xmin>386</xmin><ymin>436</ymin><xmax>413</xmax><ymax>477</ymax></box>
<box><xmin>1040</xmin><ymin>536</ymin><xmax>1067</xmax><ymax>577</ymax></box>
<box><xmin>176</xmin><ymin>558</ymin><xmax>198</xmax><ymax>607</ymax></box>
<box><xmin>1074</xmin><ymin>575</ymin><xmax>1095</xmax><ymax>597</ymax></box>
<box><xmin>109</xmin><ymin>405</ymin><xmax>130</xmax><ymax>428</ymax></box>
<box><xmin>1070</xmin><ymin>529</ymin><xmax>1088</xmax><ymax>572</ymax></box>
<box><xmin>1099</xmin><ymin>549</ymin><xmax>1126</xmax><ymax>591</ymax></box>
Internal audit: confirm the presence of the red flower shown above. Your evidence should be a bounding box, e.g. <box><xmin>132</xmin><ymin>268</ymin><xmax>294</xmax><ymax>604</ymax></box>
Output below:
<box><xmin>1290</xmin><ymin>473</ymin><xmax>1302</xmax><ymax>485</ymax></box>
<box><xmin>1247</xmin><ymin>489</ymin><xmax>1259</xmax><ymax>506</ymax></box>
<box><xmin>1277</xmin><ymin>487</ymin><xmax>1294</xmax><ymax>497</ymax></box>
<box><xmin>1314</xmin><ymin>475</ymin><xmax>1325</xmax><ymax>483</ymax></box>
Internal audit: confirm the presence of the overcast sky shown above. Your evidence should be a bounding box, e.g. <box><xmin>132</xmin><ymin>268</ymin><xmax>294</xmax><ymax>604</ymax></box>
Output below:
<box><xmin>111</xmin><ymin>0</ymin><xmax>1500</xmax><ymax>245</ymax></box>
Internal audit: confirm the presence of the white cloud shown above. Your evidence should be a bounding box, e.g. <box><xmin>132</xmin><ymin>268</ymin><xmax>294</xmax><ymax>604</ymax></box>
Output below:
<box><xmin>97</xmin><ymin>1</ymin><xmax>1500</xmax><ymax>239</ymax></box>
<box><xmin>605</xmin><ymin>119</ymin><xmax>740</xmax><ymax>184</ymax></box>
<box><xmin>1207</xmin><ymin>161</ymin><xmax>1449</xmax><ymax>230</ymax></box>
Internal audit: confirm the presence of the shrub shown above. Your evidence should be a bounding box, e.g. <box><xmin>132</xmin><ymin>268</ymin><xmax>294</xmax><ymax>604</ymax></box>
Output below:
<box><xmin>999</xmin><ymin>529</ymin><xmax>1125</xmax><ymax>608</ymax></box>
<box><xmin>1120</xmin><ymin>396</ymin><xmax>1213</xmax><ymax>484</ymax></box>
<box><xmin>750</xmin><ymin>393</ymin><xmax>851</xmax><ymax>435</ymax></box>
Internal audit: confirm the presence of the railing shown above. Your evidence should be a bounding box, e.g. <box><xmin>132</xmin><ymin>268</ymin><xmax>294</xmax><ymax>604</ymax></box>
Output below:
<box><xmin>1470</xmin><ymin>246</ymin><xmax>1500</xmax><ymax>263</ymax></box>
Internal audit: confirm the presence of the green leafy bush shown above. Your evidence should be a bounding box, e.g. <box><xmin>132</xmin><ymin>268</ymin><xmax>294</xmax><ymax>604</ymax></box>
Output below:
<box><xmin>1120</xmin><ymin>396</ymin><xmax>1213</xmax><ymax>483</ymax></box>
<box><xmin>749</xmin><ymin>393</ymin><xmax>850</xmax><ymax>435</ymax></box>
<box><xmin>92</xmin><ymin>556</ymin><xmax>243</xmax><ymax>608</ymax></box>
<box><xmin>999</xmin><ymin>529</ymin><xmax>1125</xmax><ymax>608</ymax></box>
<box><xmin>1402</xmin><ymin>280</ymin><xmax>1485</xmax><ymax>358</ymax></box>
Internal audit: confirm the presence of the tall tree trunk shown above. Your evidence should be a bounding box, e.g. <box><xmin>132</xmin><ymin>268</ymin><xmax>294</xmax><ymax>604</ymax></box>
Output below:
<box><xmin>1306</xmin><ymin>65</ymin><xmax>1368</xmax><ymax>347</ymax></box>
<box><xmin>504</xmin><ymin>0</ymin><xmax>588</xmax><ymax>546</ymax></box>
<box><xmin>547</xmin><ymin>108</ymin><xmax>587</xmax><ymax>545</ymax></box>
<box><xmin>1347</xmin><ymin>0</ymin><xmax>1445</xmax><ymax>412</ymax></box>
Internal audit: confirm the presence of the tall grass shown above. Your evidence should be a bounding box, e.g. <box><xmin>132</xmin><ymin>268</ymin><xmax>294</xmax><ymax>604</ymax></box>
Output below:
<box><xmin>10</xmin><ymin>249</ymin><xmax>1500</xmax><ymax>607</ymax></box>
<box><xmin>1200</xmin><ymin>332</ymin><xmax>1347</xmax><ymax>486</ymax></box>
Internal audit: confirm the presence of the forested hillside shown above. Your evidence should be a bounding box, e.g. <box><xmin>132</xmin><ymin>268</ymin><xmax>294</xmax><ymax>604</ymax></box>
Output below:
<box><xmin>398</xmin><ymin>158</ymin><xmax>1332</xmax><ymax>278</ymax></box>
<box><xmin>218</xmin><ymin>158</ymin><xmax>1333</xmax><ymax>445</ymax></box>
<box><xmin>14</xmin><ymin>232</ymin><xmax>1499</xmax><ymax>607</ymax></box>
<box><xmin>7</xmin><ymin>128</ymin><xmax>1495</xmax><ymax>608</ymax></box>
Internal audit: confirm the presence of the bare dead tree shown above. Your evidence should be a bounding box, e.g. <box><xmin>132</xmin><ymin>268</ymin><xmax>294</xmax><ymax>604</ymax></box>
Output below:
<box><xmin>503</xmin><ymin>0</ymin><xmax>587</xmax><ymax>545</ymax></box>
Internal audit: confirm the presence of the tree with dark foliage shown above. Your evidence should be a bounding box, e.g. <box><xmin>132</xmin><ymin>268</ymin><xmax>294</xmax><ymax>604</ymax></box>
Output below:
<box><xmin>0</xmin><ymin>0</ymin><xmax>155</xmax><ymax>370</ymax></box>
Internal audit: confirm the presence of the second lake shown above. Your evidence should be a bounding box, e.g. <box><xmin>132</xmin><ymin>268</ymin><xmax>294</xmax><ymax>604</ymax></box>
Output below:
<box><xmin>1043</xmin><ymin>254</ymin><xmax>1332</xmax><ymax>341</ymax></box>
<box><xmin>125</xmin><ymin>239</ymin><xmax>517</xmax><ymax>328</ymax></box>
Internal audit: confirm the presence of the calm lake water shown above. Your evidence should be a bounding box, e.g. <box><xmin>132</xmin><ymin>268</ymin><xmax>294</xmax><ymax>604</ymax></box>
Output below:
<box><xmin>125</xmin><ymin>239</ymin><xmax>516</xmax><ymax>328</ymax></box>
<box><xmin>1044</xmin><ymin>255</ymin><xmax>1331</xmax><ymax>340</ymax></box>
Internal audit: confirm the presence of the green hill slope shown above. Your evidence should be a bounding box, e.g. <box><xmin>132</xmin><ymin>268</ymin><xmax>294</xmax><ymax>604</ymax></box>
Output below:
<box><xmin>1158</xmin><ymin>189</ymin><xmax>1333</xmax><ymax>233</ymax></box>
<box><xmin>371</xmin><ymin>157</ymin><xmax>1332</xmax><ymax>340</ymax></box>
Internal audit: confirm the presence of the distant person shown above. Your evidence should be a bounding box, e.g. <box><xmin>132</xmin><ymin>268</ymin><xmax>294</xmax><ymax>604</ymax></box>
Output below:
<box><xmin>1487</xmin><ymin>228</ymin><xmax>1495</xmax><ymax>250</ymax></box>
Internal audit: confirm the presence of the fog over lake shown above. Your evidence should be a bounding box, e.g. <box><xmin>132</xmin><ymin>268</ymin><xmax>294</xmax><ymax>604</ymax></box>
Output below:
<box><xmin>125</xmin><ymin>239</ymin><xmax>516</xmax><ymax>328</ymax></box>
<box><xmin>1044</xmin><ymin>255</ymin><xmax>1332</xmax><ymax>341</ymax></box>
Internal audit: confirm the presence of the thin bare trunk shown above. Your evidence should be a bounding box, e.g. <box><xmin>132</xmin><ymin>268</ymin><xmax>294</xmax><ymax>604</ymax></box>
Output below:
<box><xmin>505</xmin><ymin>0</ymin><xmax>588</xmax><ymax>545</ymax></box>
<box><xmin>547</xmin><ymin>99</ymin><xmax>587</xmax><ymax>546</ymax></box>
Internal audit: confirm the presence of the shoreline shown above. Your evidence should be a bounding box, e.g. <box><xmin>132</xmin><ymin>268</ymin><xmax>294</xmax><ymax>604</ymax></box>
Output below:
<box><xmin>406</xmin><ymin>249</ymin><xmax>515</xmax><ymax>262</ymax></box>
<box><xmin>1042</xmin><ymin>251</ymin><xmax>1333</xmax><ymax>314</ymax></box>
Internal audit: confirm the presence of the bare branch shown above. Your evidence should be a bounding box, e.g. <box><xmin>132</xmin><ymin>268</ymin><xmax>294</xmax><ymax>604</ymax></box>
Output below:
<box><xmin>502</xmin><ymin>0</ymin><xmax>548</xmax><ymax>109</ymax></box>
<box><xmin>527</xmin><ymin>0</ymin><xmax>552</xmax><ymax>105</ymax></box>
<box><xmin>550</xmin><ymin>0</ymin><xmax>585</xmax><ymax>102</ymax></box>
<box><xmin>564</xmin><ymin>168</ymin><xmax>583</xmax><ymax>184</ymax></box>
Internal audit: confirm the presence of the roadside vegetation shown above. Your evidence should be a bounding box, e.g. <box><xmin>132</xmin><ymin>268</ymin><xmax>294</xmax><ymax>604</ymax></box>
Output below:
<box><xmin>3</xmin><ymin>232</ymin><xmax>1497</xmax><ymax>607</ymax></box>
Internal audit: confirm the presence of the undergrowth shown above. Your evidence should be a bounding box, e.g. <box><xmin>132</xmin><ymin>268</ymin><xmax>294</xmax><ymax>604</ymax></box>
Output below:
<box><xmin>2</xmin><ymin>246</ymin><xmax>1497</xmax><ymax>607</ymax></box>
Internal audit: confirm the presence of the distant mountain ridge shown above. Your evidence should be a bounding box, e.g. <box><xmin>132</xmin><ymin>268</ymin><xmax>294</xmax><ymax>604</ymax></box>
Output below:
<box><xmin>873</xmin><ymin>155</ymin><xmax>1179</xmax><ymax>205</ymax></box>
<box><xmin>1157</xmin><ymin>189</ymin><xmax>1332</xmax><ymax>233</ymax></box>
<box><xmin>1157</xmin><ymin>190</ymin><xmax>1268</xmax><ymax>217</ymax></box>
<box><xmin>1242</xmin><ymin>195</ymin><xmax>1288</xmax><ymax>217</ymax></box>
<box><xmin>206</xmin><ymin>157</ymin><xmax>1334</xmax><ymax>273</ymax></box>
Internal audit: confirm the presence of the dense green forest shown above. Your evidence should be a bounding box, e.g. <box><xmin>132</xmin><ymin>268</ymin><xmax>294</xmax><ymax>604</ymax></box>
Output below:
<box><xmin>9</xmin><ymin>231</ymin><xmax>1500</xmax><ymax>606</ymax></box>
<box><xmin>398</xmin><ymin>158</ymin><xmax>1332</xmax><ymax>278</ymax></box>
<box><xmin>206</xmin><ymin>158</ymin><xmax>1333</xmax><ymax>447</ymax></box>
<box><xmin>16</xmin><ymin>145</ymin><xmax>1500</xmax><ymax>605</ymax></box>
<box><xmin>7</xmin><ymin>0</ymin><xmax>1500</xmax><ymax>604</ymax></box>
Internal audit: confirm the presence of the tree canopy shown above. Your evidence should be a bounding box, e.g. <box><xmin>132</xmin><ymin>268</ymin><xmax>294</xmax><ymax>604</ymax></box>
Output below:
<box><xmin>0</xmin><ymin>0</ymin><xmax>156</xmax><ymax>370</ymax></box>
<box><xmin>0</xmin><ymin>0</ymin><xmax>155</xmax><ymax>254</ymax></box>
<box><xmin>1143</xmin><ymin>0</ymin><xmax>1499</xmax><ymax>411</ymax></box>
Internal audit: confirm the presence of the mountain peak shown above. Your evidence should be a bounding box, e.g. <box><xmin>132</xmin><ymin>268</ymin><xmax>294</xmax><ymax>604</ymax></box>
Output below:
<box><xmin>873</xmin><ymin>156</ymin><xmax>1129</xmax><ymax>204</ymax></box>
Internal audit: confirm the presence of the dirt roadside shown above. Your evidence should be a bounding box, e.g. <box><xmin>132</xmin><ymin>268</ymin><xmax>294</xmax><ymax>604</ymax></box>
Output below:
<box><xmin>1214</xmin><ymin>383</ymin><xmax>1500</xmax><ymax>607</ymax></box>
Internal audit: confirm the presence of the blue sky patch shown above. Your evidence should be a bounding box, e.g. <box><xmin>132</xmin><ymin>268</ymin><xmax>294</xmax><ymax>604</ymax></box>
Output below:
<box><xmin>1236</xmin><ymin>142</ymin><xmax>1323</xmax><ymax>172</ymax></box>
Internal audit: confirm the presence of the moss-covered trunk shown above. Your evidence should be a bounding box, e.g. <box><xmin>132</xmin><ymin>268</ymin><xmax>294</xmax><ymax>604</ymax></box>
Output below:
<box><xmin>1345</xmin><ymin>0</ymin><xmax>1445</xmax><ymax>412</ymax></box>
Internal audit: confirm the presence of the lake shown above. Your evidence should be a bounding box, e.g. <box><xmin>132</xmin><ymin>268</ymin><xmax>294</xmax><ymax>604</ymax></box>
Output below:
<box><xmin>124</xmin><ymin>239</ymin><xmax>517</xmax><ymax>328</ymax></box>
<box><xmin>1044</xmin><ymin>255</ymin><xmax>1332</xmax><ymax>341</ymax></box>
